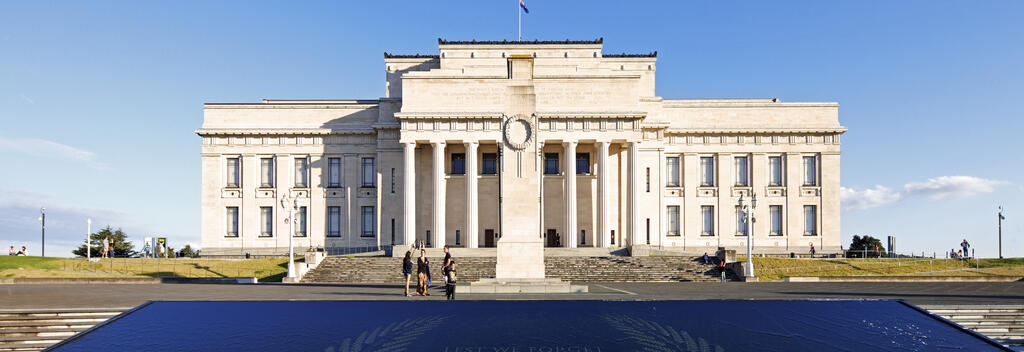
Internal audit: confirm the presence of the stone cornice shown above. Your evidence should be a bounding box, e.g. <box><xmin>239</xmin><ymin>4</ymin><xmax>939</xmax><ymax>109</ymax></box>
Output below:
<box><xmin>664</xmin><ymin>127</ymin><xmax>848</xmax><ymax>135</ymax></box>
<box><xmin>394</xmin><ymin>112</ymin><xmax>504</xmax><ymax>120</ymax></box>
<box><xmin>663</xmin><ymin>101</ymin><xmax>838</xmax><ymax>108</ymax></box>
<box><xmin>537</xmin><ymin>112</ymin><xmax>646</xmax><ymax>119</ymax></box>
<box><xmin>195</xmin><ymin>128</ymin><xmax>375</xmax><ymax>136</ymax></box>
<box><xmin>439</xmin><ymin>38</ymin><xmax>603</xmax><ymax>45</ymax></box>
<box><xmin>205</xmin><ymin>102</ymin><xmax>379</xmax><ymax>109</ymax></box>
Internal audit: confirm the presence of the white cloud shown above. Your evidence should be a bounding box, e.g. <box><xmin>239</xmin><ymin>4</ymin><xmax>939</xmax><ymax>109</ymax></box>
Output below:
<box><xmin>903</xmin><ymin>176</ymin><xmax>1007</xmax><ymax>200</ymax></box>
<box><xmin>0</xmin><ymin>137</ymin><xmax>106</xmax><ymax>169</ymax></box>
<box><xmin>19</xmin><ymin>94</ymin><xmax>34</xmax><ymax>104</ymax></box>
<box><xmin>843</xmin><ymin>176</ymin><xmax>1006</xmax><ymax>212</ymax></box>
<box><xmin>841</xmin><ymin>185</ymin><xmax>902</xmax><ymax>211</ymax></box>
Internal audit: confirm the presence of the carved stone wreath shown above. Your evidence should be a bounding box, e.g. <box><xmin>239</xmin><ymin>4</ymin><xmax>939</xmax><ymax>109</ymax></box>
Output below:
<box><xmin>503</xmin><ymin>114</ymin><xmax>534</xmax><ymax>150</ymax></box>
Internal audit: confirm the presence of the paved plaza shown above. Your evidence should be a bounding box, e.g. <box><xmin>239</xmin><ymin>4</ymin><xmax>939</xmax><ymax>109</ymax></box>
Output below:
<box><xmin>2</xmin><ymin>282</ymin><xmax>1021</xmax><ymax>309</ymax></box>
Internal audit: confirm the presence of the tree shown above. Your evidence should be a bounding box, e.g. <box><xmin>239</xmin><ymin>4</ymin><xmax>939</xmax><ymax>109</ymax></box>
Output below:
<box><xmin>177</xmin><ymin>245</ymin><xmax>200</xmax><ymax>258</ymax></box>
<box><xmin>848</xmin><ymin>235</ymin><xmax>887</xmax><ymax>258</ymax></box>
<box><xmin>72</xmin><ymin>226</ymin><xmax>137</xmax><ymax>258</ymax></box>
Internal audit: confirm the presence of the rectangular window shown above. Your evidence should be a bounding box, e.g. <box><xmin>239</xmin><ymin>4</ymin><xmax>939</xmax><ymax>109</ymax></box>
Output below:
<box><xmin>645</xmin><ymin>218</ymin><xmax>651</xmax><ymax>244</ymax></box>
<box><xmin>362</xmin><ymin>157</ymin><xmax>376</xmax><ymax>187</ymax></box>
<box><xmin>390</xmin><ymin>168</ymin><xmax>396</xmax><ymax>194</ymax></box>
<box><xmin>645</xmin><ymin>167</ymin><xmax>651</xmax><ymax>192</ymax></box>
<box><xmin>328</xmin><ymin>158</ymin><xmax>342</xmax><ymax>188</ymax></box>
<box><xmin>327</xmin><ymin>206</ymin><xmax>341</xmax><ymax>237</ymax></box>
<box><xmin>426</xmin><ymin>230</ymin><xmax>431</xmax><ymax>247</ymax></box>
<box><xmin>701</xmin><ymin>206</ymin><xmax>715</xmax><ymax>236</ymax></box>
<box><xmin>666</xmin><ymin>157</ymin><xmax>680</xmax><ymax>187</ymax></box>
<box><xmin>294</xmin><ymin>157</ymin><xmax>308</xmax><ymax>188</ymax></box>
<box><xmin>666</xmin><ymin>206</ymin><xmax>680</xmax><ymax>235</ymax></box>
<box><xmin>544</xmin><ymin>153</ymin><xmax>559</xmax><ymax>175</ymax></box>
<box><xmin>451</xmin><ymin>153</ymin><xmax>466</xmax><ymax>175</ymax></box>
<box><xmin>804</xmin><ymin>205</ymin><xmax>817</xmax><ymax>235</ymax></box>
<box><xmin>580</xmin><ymin>230</ymin><xmax>585</xmax><ymax>245</ymax></box>
<box><xmin>770</xmin><ymin>205</ymin><xmax>783</xmax><ymax>236</ymax></box>
<box><xmin>803</xmin><ymin>156</ymin><xmax>817</xmax><ymax>186</ymax></box>
<box><xmin>735</xmin><ymin>156</ymin><xmax>749</xmax><ymax>186</ymax></box>
<box><xmin>260</xmin><ymin>158</ymin><xmax>274</xmax><ymax>187</ymax></box>
<box><xmin>769</xmin><ymin>156</ymin><xmax>783</xmax><ymax>186</ymax></box>
<box><xmin>455</xmin><ymin>230</ymin><xmax>461</xmax><ymax>246</ymax></box>
<box><xmin>226</xmin><ymin>207</ymin><xmax>239</xmax><ymax>237</ymax></box>
<box><xmin>295</xmin><ymin>206</ymin><xmax>307</xmax><ymax>237</ymax></box>
<box><xmin>735</xmin><ymin>206</ymin><xmax>748</xmax><ymax>236</ymax></box>
<box><xmin>576</xmin><ymin>153</ymin><xmax>590</xmax><ymax>174</ymax></box>
<box><xmin>700</xmin><ymin>156</ymin><xmax>715</xmax><ymax>186</ymax></box>
<box><xmin>482</xmin><ymin>153</ymin><xmax>498</xmax><ymax>175</ymax></box>
<box><xmin>226</xmin><ymin>158</ymin><xmax>240</xmax><ymax>188</ymax></box>
<box><xmin>260</xmin><ymin>206</ymin><xmax>273</xmax><ymax>237</ymax></box>
<box><xmin>361</xmin><ymin>206</ymin><xmax>375</xmax><ymax>237</ymax></box>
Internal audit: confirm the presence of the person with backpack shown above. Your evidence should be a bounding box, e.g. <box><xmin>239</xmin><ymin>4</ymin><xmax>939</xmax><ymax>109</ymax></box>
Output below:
<box><xmin>444</xmin><ymin>260</ymin><xmax>457</xmax><ymax>301</ymax></box>
<box><xmin>402</xmin><ymin>251</ymin><xmax>413</xmax><ymax>297</ymax></box>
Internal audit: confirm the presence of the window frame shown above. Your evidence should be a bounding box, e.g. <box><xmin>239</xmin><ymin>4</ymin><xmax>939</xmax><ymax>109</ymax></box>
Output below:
<box><xmin>450</xmin><ymin>153</ymin><xmax>466</xmax><ymax>175</ymax></box>
<box><xmin>294</xmin><ymin>157</ymin><xmax>309</xmax><ymax>188</ymax></box>
<box><xmin>260</xmin><ymin>157</ymin><xmax>275</xmax><ymax>188</ymax></box>
<box><xmin>665</xmin><ymin>156</ymin><xmax>680</xmax><ymax>187</ymax></box>
<box><xmin>700</xmin><ymin>156</ymin><xmax>716</xmax><ymax>187</ymax></box>
<box><xmin>734</xmin><ymin>155</ymin><xmax>749</xmax><ymax>187</ymax></box>
<box><xmin>482</xmin><ymin>153</ymin><xmax>498</xmax><ymax>175</ymax></box>
<box><xmin>226</xmin><ymin>157</ymin><xmax>241</xmax><ymax>188</ymax></box>
<box><xmin>701</xmin><ymin>205</ymin><xmax>715</xmax><ymax>236</ymax></box>
<box><xmin>803</xmin><ymin>155</ymin><xmax>818</xmax><ymax>186</ymax></box>
<box><xmin>361</xmin><ymin>206</ymin><xmax>375</xmax><ymax>237</ymax></box>
<box><xmin>327</xmin><ymin>206</ymin><xmax>341</xmax><ymax>237</ymax></box>
<box><xmin>769</xmin><ymin>156</ymin><xmax>784</xmax><ymax>187</ymax></box>
<box><xmin>259</xmin><ymin>206</ymin><xmax>273</xmax><ymax>237</ymax></box>
<box><xmin>666</xmin><ymin>205</ymin><xmax>681</xmax><ymax>236</ymax></box>
<box><xmin>328</xmin><ymin>157</ymin><xmax>342</xmax><ymax>188</ymax></box>
<box><xmin>226</xmin><ymin>207</ymin><xmax>239</xmax><ymax>237</ymax></box>
<box><xmin>769</xmin><ymin>205</ymin><xmax>783</xmax><ymax>236</ymax></box>
<box><xmin>295</xmin><ymin>206</ymin><xmax>308</xmax><ymax>237</ymax></box>
<box><xmin>804</xmin><ymin>205</ymin><xmax>818</xmax><ymax>236</ymax></box>
<box><xmin>361</xmin><ymin>157</ymin><xmax>376</xmax><ymax>187</ymax></box>
<box><xmin>735</xmin><ymin>205</ymin><xmax>748</xmax><ymax>236</ymax></box>
<box><xmin>543</xmin><ymin>153</ymin><xmax>560</xmax><ymax>175</ymax></box>
<box><xmin>575</xmin><ymin>152</ymin><xmax>591</xmax><ymax>175</ymax></box>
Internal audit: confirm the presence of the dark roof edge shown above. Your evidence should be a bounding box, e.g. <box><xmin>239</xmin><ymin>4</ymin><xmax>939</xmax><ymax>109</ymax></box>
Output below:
<box><xmin>438</xmin><ymin>38</ymin><xmax>603</xmax><ymax>45</ymax></box>
<box><xmin>384</xmin><ymin>52</ymin><xmax>440</xmax><ymax>59</ymax></box>
<box><xmin>603</xmin><ymin>51</ymin><xmax>657</xmax><ymax>58</ymax></box>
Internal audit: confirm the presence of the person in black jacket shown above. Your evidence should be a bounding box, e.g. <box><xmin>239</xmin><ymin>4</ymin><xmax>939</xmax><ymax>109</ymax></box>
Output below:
<box><xmin>402</xmin><ymin>251</ymin><xmax>413</xmax><ymax>297</ymax></box>
<box><xmin>417</xmin><ymin>250</ymin><xmax>429</xmax><ymax>296</ymax></box>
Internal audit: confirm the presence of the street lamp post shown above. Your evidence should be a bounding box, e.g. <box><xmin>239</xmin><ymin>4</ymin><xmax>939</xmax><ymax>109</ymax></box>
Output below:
<box><xmin>39</xmin><ymin>208</ymin><xmax>46</xmax><ymax>257</ymax></box>
<box><xmin>739</xmin><ymin>193</ymin><xmax>757</xmax><ymax>278</ymax></box>
<box><xmin>87</xmin><ymin>219</ymin><xmax>92</xmax><ymax>260</ymax></box>
<box><xmin>998</xmin><ymin>206</ymin><xmax>1005</xmax><ymax>259</ymax></box>
<box><xmin>280</xmin><ymin>195</ymin><xmax>296</xmax><ymax>279</ymax></box>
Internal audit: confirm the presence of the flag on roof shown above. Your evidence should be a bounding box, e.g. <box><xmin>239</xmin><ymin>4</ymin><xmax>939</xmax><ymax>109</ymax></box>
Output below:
<box><xmin>520</xmin><ymin>0</ymin><xmax>529</xmax><ymax>14</ymax></box>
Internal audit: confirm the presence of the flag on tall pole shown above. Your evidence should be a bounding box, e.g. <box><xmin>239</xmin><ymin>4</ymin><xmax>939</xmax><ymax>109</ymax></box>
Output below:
<box><xmin>518</xmin><ymin>0</ymin><xmax>529</xmax><ymax>40</ymax></box>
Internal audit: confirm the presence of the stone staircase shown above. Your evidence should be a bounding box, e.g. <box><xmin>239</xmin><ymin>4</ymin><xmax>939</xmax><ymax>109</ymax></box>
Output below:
<box><xmin>0</xmin><ymin>308</ymin><xmax>126</xmax><ymax>352</ymax></box>
<box><xmin>923</xmin><ymin>305</ymin><xmax>1024</xmax><ymax>350</ymax></box>
<box><xmin>302</xmin><ymin>256</ymin><xmax>735</xmax><ymax>283</ymax></box>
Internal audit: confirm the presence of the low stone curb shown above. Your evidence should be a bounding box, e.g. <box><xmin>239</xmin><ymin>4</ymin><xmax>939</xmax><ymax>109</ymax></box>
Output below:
<box><xmin>784</xmin><ymin>276</ymin><xmax>1023</xmax><ymax>282</ymax></box>
<box><xmin>0</xmin><ymin>277</ymin><xmax>258</xmax><ymax>284</ymax></box>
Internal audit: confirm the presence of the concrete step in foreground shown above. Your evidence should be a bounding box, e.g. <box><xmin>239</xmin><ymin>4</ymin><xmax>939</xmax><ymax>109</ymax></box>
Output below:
<box><xmin>0</xmin><ymin>308</ymin><xmax>128</xmax><ymax>352</ymax></box>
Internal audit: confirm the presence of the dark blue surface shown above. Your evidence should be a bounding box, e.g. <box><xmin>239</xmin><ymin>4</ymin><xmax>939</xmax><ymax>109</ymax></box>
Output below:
<box><xmin>48</xmin><ymin>300</ymin><xmax>1003</xmax><ymax>351</ymax></box>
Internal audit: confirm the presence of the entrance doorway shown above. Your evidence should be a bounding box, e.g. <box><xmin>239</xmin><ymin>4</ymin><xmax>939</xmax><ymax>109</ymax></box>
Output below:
<box><xmin>484</xmin><ymin>229</ymin><xmax>495</xmax><ymax>247</ymax></box>
<box><xmin>545</xmin><ymin>229</ymin><xmax>559</xmax><ymax>247</ymax></box>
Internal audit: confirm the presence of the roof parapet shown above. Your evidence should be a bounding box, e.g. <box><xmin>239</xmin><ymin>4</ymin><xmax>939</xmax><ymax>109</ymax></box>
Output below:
<box><xmin>438</xmin><ymin>38</ymin><xmax>603</xmax><ymax>45</ymax></box>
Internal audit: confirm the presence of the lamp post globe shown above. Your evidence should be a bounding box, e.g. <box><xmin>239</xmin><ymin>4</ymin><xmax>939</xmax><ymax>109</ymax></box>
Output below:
<box><xmin>280</xmin><ymin>195</ymin><xmax>296</xmax><ymax>279</ymax></box>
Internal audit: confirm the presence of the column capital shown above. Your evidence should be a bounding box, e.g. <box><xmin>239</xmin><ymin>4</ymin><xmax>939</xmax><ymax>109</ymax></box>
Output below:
<box><xmin>431</xmin><ymin>141</ymin><xmax>446</xmax><ymax>146</ymax></box>
<box><xmin>562</xmin><ymin>140</ymin><xmax>578</xmax><ymax>147</ymax></box>
<box><xmin>464</xmin><ymin>140</ymin><xmax>479</xmax><ymax>146</ymax></box>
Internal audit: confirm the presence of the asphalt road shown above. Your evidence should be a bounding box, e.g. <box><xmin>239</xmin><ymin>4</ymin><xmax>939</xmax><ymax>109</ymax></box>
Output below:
<box><xmin>2</xmin><ymin>281</ymin><xmax>1022</xmax><ymax>309</ymax></box>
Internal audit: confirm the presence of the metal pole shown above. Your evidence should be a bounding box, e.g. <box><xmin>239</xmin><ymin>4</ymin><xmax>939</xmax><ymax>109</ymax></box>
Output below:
<box><xmin>86</xmin><ymin>219</ymin><xmax>92</xmax><ymax>260</ymax></box>
<box><xmin>518</xmin><ymin>0</ymin><xmax>521</xmax><ymax>41</ymax></box>
<box><xmin>998</xmin><ymin>207</ymin><xmax>1003</xmax><ymax>259</ymax></box>
<box><xmin>40</xmin><ymin>208</ymin><xmax>46</xmax><ymax>257</ymax></box>
<box><xmin>746</xmin><ymin>206</ymin><xmax>753</xmax><ymax>277</ymax></box>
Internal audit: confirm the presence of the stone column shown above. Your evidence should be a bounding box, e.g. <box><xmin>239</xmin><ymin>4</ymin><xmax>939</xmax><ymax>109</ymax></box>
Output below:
<box><xmin>563</xmin><ymin>141</ymin><xmax>578</xmax><ymax>248</ymax></box>
<box><xmin>629</xmin><ymin>141</ymin><xmax>641</xmax><ymax>245</ymax></box>
<box><xmin>597</xmin><ymin>141</ymin><xmax>610</xmax><ymax>248</ymax></box>
<box><xmin>465</xmin><ymin>141</ymin><xmax>479</xmax><ymax>248</ymax></box>
<box><xmin>402</xmin><ymin>143</ymin><xmax>416</xmax><ymax>246</ymax></box>
<box><xmin>432</xmin><ymin>141</ymin><xmax>446</xmax><ymax>248</ymax></box>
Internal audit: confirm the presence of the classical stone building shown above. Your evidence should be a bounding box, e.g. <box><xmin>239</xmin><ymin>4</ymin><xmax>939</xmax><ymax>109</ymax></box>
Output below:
<box><xmin>198</xmin><ymin>39</ymin><xmax>845</xmax><ymax>257</ymax></box>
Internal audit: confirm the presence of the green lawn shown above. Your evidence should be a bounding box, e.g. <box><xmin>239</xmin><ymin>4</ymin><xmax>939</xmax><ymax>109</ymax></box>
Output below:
<box><xmin>0</xmin><ymin>256</ymin><xmax>297</xmax><ymax>282</ymax></box>
<box><xmin>736</xmin><ymin>256</ymin><xmax>1024</xmax><ymax>281</ymax></box>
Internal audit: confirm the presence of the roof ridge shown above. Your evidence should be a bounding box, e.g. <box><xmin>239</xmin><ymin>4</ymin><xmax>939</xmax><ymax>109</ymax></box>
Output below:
<box><xmin>438</xmin><ymin>38</ymin><xmax>603</xmax><ymax>45</ymax></box>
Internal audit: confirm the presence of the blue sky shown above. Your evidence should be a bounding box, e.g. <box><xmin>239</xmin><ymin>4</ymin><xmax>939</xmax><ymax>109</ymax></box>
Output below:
<box><xmin>1</xmin><ymin>1</ymin><xmax>1022</xmax><ymax>257</ymax></box>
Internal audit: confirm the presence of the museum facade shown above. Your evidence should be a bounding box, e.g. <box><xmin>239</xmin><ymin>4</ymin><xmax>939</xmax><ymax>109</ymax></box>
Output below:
<box><xmin>197</xmin><ymin>39</ymin><xmax>845</xmax><ymax>257</ymax></box>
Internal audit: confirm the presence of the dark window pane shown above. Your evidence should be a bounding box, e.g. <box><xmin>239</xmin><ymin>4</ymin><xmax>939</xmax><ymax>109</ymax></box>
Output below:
<box><xmin>576</xmin><ymin>153</ymin><xmax>590</xmax><ymax>174</ymax></box>
<box><xmin>451</xmin><ymin>153</ymin><xmax>466</xmax><ymax>175</ymax></box>
<box><xmin>482</xmin><ymin>153</ymin><xmax>498</xmax><ymax>174</ymax></box>
<box><xmin>544</xmin><ymin>153</ymin><xmax>559</xmax><ymax>175</ymax></box>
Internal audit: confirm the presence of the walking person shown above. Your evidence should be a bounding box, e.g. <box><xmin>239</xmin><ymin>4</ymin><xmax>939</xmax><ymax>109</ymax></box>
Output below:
<box><xmin>108</xmin><ymin>237</ymin><xmax>115</xmax><ymax>258</ymax></box>
<box><xmin>101</xmin><ymin>237</ymin><xmax>110</xmax><ymax>258</ymax></box>
<box><xmin>423</xmin><ymin>255</ymin><xmax>433</xmax><ymax>293</ymax></box>
<box><xmin>809</xmin><ymin>243</ymin><xmax>816</xmax><ymax>257</ymax></box>
<box><xmin>444</xmin><ymin>260</ymin><xmax>457</xmax><ymax>301</ymax></box>
<box><xmin>442</xmin><ymin>245</ymin><xmax>452</xmax><ymax>270</ymax></box>
<box><xmin>402</xmin><ymin>251</ymin><xmax>413</xmax><ymax>297</ymax></box>
<box><xmin>960</xmin><ymin>239</ymin><xmax>970</xmax><ymax>259</ymax></box>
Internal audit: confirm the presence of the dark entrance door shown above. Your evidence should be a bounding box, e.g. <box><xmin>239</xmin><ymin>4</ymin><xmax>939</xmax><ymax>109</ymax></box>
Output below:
<box><xmin>484</xmin><ymin>229</ymin><xmax>495</xmax><ymax>247</ymax></box>
<box><xmin>546</xmin><ymin>229</ymin><xmax>558</xmax><ymax>247</ymax></box>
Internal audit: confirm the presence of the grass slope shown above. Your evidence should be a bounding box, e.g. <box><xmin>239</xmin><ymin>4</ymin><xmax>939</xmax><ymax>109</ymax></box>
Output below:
<box><xmin>0</xmin><ymin>256</ymin><xmax>296</xmax><ymax>282</ymax></box>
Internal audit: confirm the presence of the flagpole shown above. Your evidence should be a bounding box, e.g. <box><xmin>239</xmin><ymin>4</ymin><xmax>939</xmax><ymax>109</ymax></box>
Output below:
<box><xmin>518</xmin><ymin>0</ymin><xmax>521</xmax><ymax>41</ymax></box>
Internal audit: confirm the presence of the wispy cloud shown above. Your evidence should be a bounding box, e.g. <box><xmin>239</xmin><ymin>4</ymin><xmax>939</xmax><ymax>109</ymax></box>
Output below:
<box><xmin>842</xmin><ymin>176</ymin><xmax>1006</xmax><ymax>211</ymax></box>
<box><xmin>841</xmin><ymin>185</ymin><xmax>902</xmax><ymax>211</ymax></box>
<box><xmin>19</xmin><ymin>94</ymin><xmax>34</xmax><ymax>104</ymax></box>
<box><xmin>0</xmin><ymin>137</ymin><xmax>106</xmax><ymax>169</ymax></box>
